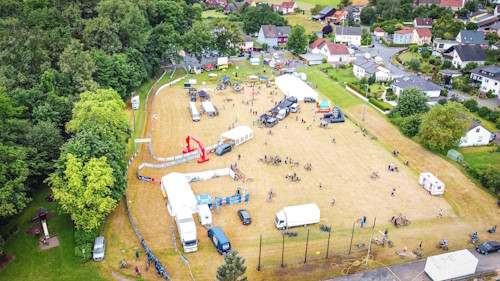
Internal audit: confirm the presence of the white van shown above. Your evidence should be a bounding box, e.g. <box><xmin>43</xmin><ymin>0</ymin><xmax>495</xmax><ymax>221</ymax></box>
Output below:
<box><xmin>276</xmin><ymin>108</ymin><xmax>289</xmax><ymax>120</ymax></box>
<box><xmin>290</xmin><ymin>103</ymin><xmax>299</xmax><ymax>113</ymax></box>
<box><xmin>189</xmin><ymin>102</ymin><xmax>200</xmax><ymax>122</ymax></box>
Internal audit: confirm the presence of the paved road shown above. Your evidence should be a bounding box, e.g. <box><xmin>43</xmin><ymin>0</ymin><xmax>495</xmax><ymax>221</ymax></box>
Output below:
<box><xmin>325</xmin><ymin>248</ymin><xmax>500</xmax><ymax>281</ymax></box>
<box><xmin>353</xmin><ymin>37</ymin><xmax>407</xmax><ymax>77</ymax></box>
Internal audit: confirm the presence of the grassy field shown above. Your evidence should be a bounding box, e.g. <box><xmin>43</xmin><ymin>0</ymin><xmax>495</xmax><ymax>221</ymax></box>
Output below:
<box><xmin>202</xmin><ymin>9</ymin><xmax>228</xmax><ymax>18</ymax></box>
<box><xmin>285</xmin><ymin>14</ymin><xmax>325</xmax><ymax>34</ymax></box>
<box><xmin>0</xmin><ymin>186</ymin><xmax>107</xmax><ymax>281</ymax></box>
<box><xmin>457</xmin><ymin>146</ymin><xmax>500</xmax><ymax>167</ymax></box>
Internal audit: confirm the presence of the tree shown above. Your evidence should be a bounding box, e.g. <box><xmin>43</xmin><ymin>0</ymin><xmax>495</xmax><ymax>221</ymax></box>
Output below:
<box><xmin>462</xmin><ymin>99</ymin><xmax>478</xmax><ymax>112</ymax></box>
<box><xmin>360</xmin><ymin>7</ymin><xmax>376</xmax><ymax>24</ymax></box>
<box><xmin>465</xmin><ymin>22</ymin><xmax>478</xmax><ymax>31</ymax></box>
<box><xmin>58</xmin><ymin>39</ymin><xmax>96</xmax><ymax>93</ymax></box>
<box><xmin>309</xmin><ymin>32</ymin><xmax>319</xmax><ymax>43</ymax></box>
<box><xmin>242</xmin><ymin>5</ymin><xmax>287</xmax><ymax>34</ymax></box>
<box><xmin>48</xmin><ymin>154</ymin><xmax>117</xmax><ymax>232</ymax></box>
<box><xmin>408</xmin><ymin>58</ymin><xmax>421</xmax><ymax>71</ymax></box>
<box><xmin>419</xmin><ymin>102</ymin><xmax>470</xmax><ymax>150</ymax></box>
<box><xmin>212</xmin><ymin>20</ymin><xmax>243</xmax><ymax>56</ymax></box>
<box><xmin>338</xmin><ymin>0</ymin><xmax>352</xmax><ymax>10</ymax></box>
<box><xmin>26</xmin><ymin>121</ymin><xmax>64</xmax><ymax>178</ymax></box>
<box><xmin>216</xmin><ymin>250</ymin><xmax>247</xmax><ymax>281</ymax></box>
<box><xmin>66</xmin><ymin>89</ymin><xmax>130</xmax><ymax>145</ymax></box>
<box><xmin>460</xmin><ymin>62</ymin><xmax>478</xmax><ymax>74</ymax></box>
<box><xmin>83</xmin><ymin>16</ymin><xmax>122</xmax><ymax>54</ymax></box>
<box><xmin>145</xmin><ymin>22</ymin><xmax>181</xmax><ymax>66</ymax></box>
<box><xmin>400</xmin><ymin>114</ymin><xmax>422</xmax><ymax>137</ymax></box>
<box><xmin>431</xmin><ymin>15</ymin><xmax>464</xmax><ymax>39</ymax></box>
<box><xmin>287</xmin><ymin>25</ymin><xmax>307</xmax><ymax>55</ymax></box>
<box><xmin>392</xmin><ymin>87</ymin><xmax>429</xmax><ymax>117</ymax></box>
<box><xmin>322</xmin><ymin>25</ymin><xmax>333</xmax><ymax>35</ymax></box>
<box><xmin>311</xmin><ymin>5</ymin><xmax>325</xmax><ymax>15</ymax></box>
<box><xmin>464</xmin><ymin>0</ymin><xmax>478</xmax><ymax>12</ymax></box>
<box><xmin>347</xmin><ymin>10</ymin><xmax>355</xmax><ymax>26</ymax></box>
<box><xmin>183</xmin><ymin>21</ymin><xmax>215</xmax><ymax>62</ymax></box>
<box><xmin>262</xmin><ymin>43</ymin><xmax>269</xmax><ymax>51</ymax></box>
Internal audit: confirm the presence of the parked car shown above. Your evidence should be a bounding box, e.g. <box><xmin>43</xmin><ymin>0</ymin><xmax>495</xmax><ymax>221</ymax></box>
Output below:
<box><xmin>476</xmin><ymin>241</ymin><xmax>500</xmax><ymax>255</ymax></box>
<box><xmin>208</xmin><ymin>227</ymin><xmax>231</xmax><ymax>255</ymax></box>
<box><xmin>237</xmin><ymin>209</ymin><xmax>251</xmax><ymax>225</ymax></box>
<box><xmin>265</xmin><ymin>117</ymin><xmax>278</xmax><ymax>128</ymax></box>
<box><xmin>489</xmin><ymin>133</ymin><xmax>496</xmax><ymax>142</ymax></box>
<box><xmin>93</xmin><ymin>236</ymin><xmax>106</xmax><ymax>261</ymax></box>
<box><xmin>272</xmin><ymin>46</ymin><xmax>279</xmax><ymax>50</ymax></box>
<box><xmin>443</xmin><ymin>84</ymin><xmax>453</xmax><ymax>90</ymax></box>
<box><xmin>215</xmin><ymin>142</ymin><xmax>234</xmax><ymax>156</ymax></box>
<box><xmin>304</xmin><ymin>97</ymin><xmax>316</xmax><ymax>103</ymax></box>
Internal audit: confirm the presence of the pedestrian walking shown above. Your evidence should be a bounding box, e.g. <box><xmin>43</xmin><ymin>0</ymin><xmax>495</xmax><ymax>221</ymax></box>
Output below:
<box><xmin>238</xmin><ymin>154</ymin><xmax>241</xmax><ymax>160</ymax></box>
<box><xmin>361</xmin><ymin>220</ymin><xmax>364</xmax><ymax>228</ymax></box>
<box><xmin>419</xmin><ymin>241</ymin><xmax>423</xmax><ymax>249</ymax></box>
<box><xmin>235</xmin><ymin>116</ymin><xmax>238</xmax><ymax>123</ymax></box>
<box><xmin>319</xmin><ymin>182</ymin><xmax>322</xmax><ymax>190</ymax></box>
<box><xmin>384</xmin><ymin>229</ymin><xmax>388</xmax><ymax>236</ymax></box>
<box><xmin>135</xmin><ymin>266</ymin><xmax>141</xmax><ymax>277</ymax></box>
<box><xmin>332</xmin><ymin>137</ymin><xmax>336</xmax><ymax>143</ymax></box>
<box><xmin>136</xmin><ymin>251</ymin><xmax>140</xmax><ymax>260</ymax></box>
<box><xmin>363</xmin><ymin>216</ymin><xmax>367</xmax><ymax>223</ymax></box>
<box><xmin>146</xmin><ymin>262</ymin><xmax>149</xmax><ymax>271</ymax></box>
<box><xmin>439</xmin><ymin>209</ymin><xmax>443</xmax><ymax>218</ymax></box>
<box><xmin>391</xmin><ymin>188</ymin><xmax>396</xmax><ymax>196</ymax></box>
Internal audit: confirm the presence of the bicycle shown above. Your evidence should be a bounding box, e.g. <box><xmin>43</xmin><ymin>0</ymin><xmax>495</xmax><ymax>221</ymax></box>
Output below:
<box><xmin>412</xmin><ymin>249</ymin><xmax>422</xmax><ymax>259</ymax></box>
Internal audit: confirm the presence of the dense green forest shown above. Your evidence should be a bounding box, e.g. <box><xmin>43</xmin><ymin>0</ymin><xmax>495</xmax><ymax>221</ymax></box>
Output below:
<box><xmin>0</xmin><ymin>0</ymin><xmax>213</xmax><ymax>229</ymax></box>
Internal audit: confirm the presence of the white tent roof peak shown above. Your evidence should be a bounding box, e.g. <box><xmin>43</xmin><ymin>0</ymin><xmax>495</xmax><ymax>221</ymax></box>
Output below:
<box><xmin>161</xmin><ymin>172</ymin><xmax>198</xmax><ymax>216</ymax></box>
<box><xmin>275</xmin><ymin>74</ymin><xmax>319</xmax><ymax>101</ymax></box>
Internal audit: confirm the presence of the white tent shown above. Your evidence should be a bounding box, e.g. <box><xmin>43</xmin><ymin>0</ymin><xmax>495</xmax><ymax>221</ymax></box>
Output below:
<box><xmin>220</xmin><ymin>126</ymin><xmax>253</xmax><ymax>146</ymax></box>
<box><xmin>161</xmin><ymin>172</ymin><xmax>198</xmax><ymax>216</ymax></box>
<box><xmin>425</xmin><ymin>250</ymin><xmax>478</xmax><ymax>281</ymax></box>
<box><xmin>201</xmin><ymin>101</ymin><xmax>216</xmax><ymax>114</ymax></box>
<box><xmin>275</xmin><ymin>74</ymin><xmax>319</xmax><ymax>101</ymax></box>
<box><xmin>419</xmin><ymin>172</ymin><xmax>445</xmax><ymax>196</ymax></box>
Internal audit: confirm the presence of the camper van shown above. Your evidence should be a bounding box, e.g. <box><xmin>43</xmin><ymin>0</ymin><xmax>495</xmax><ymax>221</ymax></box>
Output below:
<box><xmin>197</xmin><ymin>204</ymin><xmax>212</xmax><ymax>227</ymax></box>
<box><xmin>290</xmin><ymin>103</ymin><xmax>299</xmax><ymax>113</ymax></box>
<box><xmin>189</xmin><ymin>102</ymin><xmax>200</xmax><ymax>122</ymax></box>
<box><xmin>276</xmin><ymin>108</ymin><xmax>290</xmax><ymax>120</ymax></box>
<box><xmin>208</xmin><ymin>227</ymin><xmax>231</xmax><ymax>255</ymax></box>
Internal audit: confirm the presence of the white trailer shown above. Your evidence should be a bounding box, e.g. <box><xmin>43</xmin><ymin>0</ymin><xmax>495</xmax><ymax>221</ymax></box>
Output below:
<box><xmin>175</xmin><ymin>207</ymin><xmax>198</xmax><ymax>253</ymax></box>
<box><xmin>197</xmin><ymin>204</ymin><xmax>212</xmax><ymax>227</ymax></box>
<box><xmin>131</xmin><ymin>96</ymin><xmax>140</xmax><ymax>110</ymax></box>
<box><xmin>419</xmin><ymin>172</ymin><xmax>445</xmax><ymax>196</ymax></box>
<box><xmin>274</xmin><ymin>203</ymin><xmax>320</xmax><ymax>230</ymax></box>
<box><xmin>424</xmin><ymin>250</ymin><xmax>478</xmax><ymax>281</ymax></box>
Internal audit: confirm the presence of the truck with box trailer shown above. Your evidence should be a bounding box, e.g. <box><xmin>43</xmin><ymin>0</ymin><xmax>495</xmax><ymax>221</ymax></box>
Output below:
<box><xmin>175</xmin><ymin>208</ymin><xmax>198</xmax><ymax>253</ymax></box>
<box><xmin>274</xmin><ymin>203</ymin><xmax>320</xmax><ymax>230</ymax></box>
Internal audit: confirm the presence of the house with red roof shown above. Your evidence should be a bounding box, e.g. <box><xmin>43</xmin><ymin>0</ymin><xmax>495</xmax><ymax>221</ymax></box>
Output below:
<box><xmin>414</xmin><ymin>18</ymin><xmax>433</xmax><ymax>28</ymax></box>
<box><xmin>206</xmin><ymin>0</ymin><xmax>227</xmax><ymax>8</ymax></box>
<box><xmin>413</xmin><ymin>28</ymin><xmax>432</xmax><ymax>45</ymax></box>
<box><xmin>330</xmin><ymin>9</ymin><xmax>347</xmax><ymax>25</ymax></box>
<box><xmin>394</xmin><ymin>28</ymin><xmax>415</xmax><ymax>44</ymax></box>
<box><xmin>374</xmin><ymin>27</ymin><xmax>386</xmax><ymax>38</ymax></box>
<box><xmin>440</xmin><ymin>0</ymin><xmax>464</xmax><ymax>11</ymax></box>
<box><xmin>308</xmin><ymin>38</ymin><xmax>349</xmax><ymax>63</ymax></box>
<box><xmin>278</xmin><ymin>1</ymin><xmax>298</xmax><ymax>14</ymax></box>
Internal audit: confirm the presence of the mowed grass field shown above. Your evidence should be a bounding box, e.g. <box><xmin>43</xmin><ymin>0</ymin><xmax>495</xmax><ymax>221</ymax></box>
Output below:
<box><xmin>458</xmin><ymin>146</ymin><xmax>500</xmax><ymax>167</ymax></box>
<box><xmin>104</xmin><ymin>62</ymin><xmax>500</xmax><ymax>281</ymax></box>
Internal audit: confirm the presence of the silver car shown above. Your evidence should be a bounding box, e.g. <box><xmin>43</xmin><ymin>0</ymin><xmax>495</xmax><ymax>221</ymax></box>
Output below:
<box><xmin>93</xmin><ymin>236</ymin><xmax>106</xmax><ymax>261</ymax></box>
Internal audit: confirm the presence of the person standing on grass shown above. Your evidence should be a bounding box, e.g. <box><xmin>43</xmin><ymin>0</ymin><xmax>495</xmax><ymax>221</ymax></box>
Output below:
<box><xmin>439</xmin><ymin>209</ymin><xmax>443</xmax><ymax>218</ymax></box>
<box><xmin>146</xmin><ymin>261</ymin><xmax>149</xmax><ymax>272</ymax></box>
<box><xmin>391</xmin><ymin>188</ymin><xmax>396</xmax><ymax>196</ymax></box>
<box><xmin>319</xmin><ymin>182</ymin><xmax>322</xmax><ymax>190</ymax></box>
<box><xmin>361</xmin><ymin>219</ymin><xmax>364</xmax><ymax>228</ymax></box>
<box><xmin>419</xmin><ymin>241</ymin><xmax>423</xmax><ymax>249</ymax></box>
<box><xmin>136</xmin><ymin>251</ymin><xmax>139</xmax><ymax>261</ymax></box>
<box><xmin>135</xmin><ymin>266</ymin><xmax>141</xmax><ymax>277</ymax></box>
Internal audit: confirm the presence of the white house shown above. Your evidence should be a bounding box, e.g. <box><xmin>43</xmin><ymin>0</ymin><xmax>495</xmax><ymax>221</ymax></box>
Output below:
<box><xmin>470</xmin><ymin>65</ymin><xmax>500</xmax><ymax>98</ymax></box>
<box><xmin>308</xmin><ymin>39</ymin><xmax>349</xmax><ymax>63</ymax></box>
<box><xmin>442</xmin><ymin>44</ymin><xmax>488</xmax><ymax>69</ymax></box>
<box><xmin>391</xmin><ymin>76</ymin><xmax>444</xmax><ymax>97</ymax></box>
<box><xmin>278</xmin><ymin>1</ymin><xmax>298</xmax><ymax>14</ymax></box>
<box><xmin>393</xmin><ymin>28</ymin><xmax>414</xmax><ymax>44</ymax></box>
<box><xmin>459</xmin><ymin>121</ymin><xmax>494</xmax><ymax>147</ymax></box>
<box><xmin>257</xmin><ymin>25</ymin><xmax>291</xmax><ymax>48</ymax></box>
<box><xmin>242</xmin><ymin>35</ymin><xmax>253</xmax><ymax>51</ymax></box>
<box><xmin>373</xmin><ymin>27</ymin><xmax>386</xmax><ymax>38</ymax></box>
<box><xmin>334</xmin><ymin>26</ymin><xmax>362</xmax><ymax>46</ymax></box>
<box><xmin>353</xmin><ymin>60</ymin><xmax>391</xmax><ymax>81</ymax></box>
<box><xmin>432</xmin><ymin>38</ymin><xmax>459</xmax><ymax>52</ymax></box>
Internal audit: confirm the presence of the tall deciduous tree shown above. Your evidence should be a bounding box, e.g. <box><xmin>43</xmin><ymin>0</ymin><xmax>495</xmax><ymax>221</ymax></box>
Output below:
<box><xmin>58</xmin><ymin>39</ymin><xmax>96</xmax><ymax>92</ymax></box>
<box><xmin>83</xmin><ymin>16</ymin><xmax>122</xmax><ymax>54</ymax></box>
<box><xmin>360</xmin><ymin>7</ymin><xmax>376</xmax><ymax>24</ymax></box>
<box><xmin>419</xmin><ymin>102</ymin><xmax>470</xmax><ymax>150</ymax></box>
<box><xmin>287</xmin><ymin>25</ymin><xmax>307</xmax><ymax>55</ymax></box>
<box><xmin>184</xmin><ymin>21</ymin><xmax>215</xmax><ymax>62</ymax></box>
<box><xmin>212</xmin><ymin>20</ymin><xmax>243</xmax><ymax>56</ymax></box>
<box><xmin>392</xmin><ymin>87</ymin><xmax>429</xmax><ymax>117</ymax></box>
<box><xmin>48</xmin><ymin>154</ymin><xmax>117</xmax><ymax>231</ymax></box>
<box><xmin>216</xmin><ymin>250</ymin><xmax>247</xmax><ymax>281</ymax></box>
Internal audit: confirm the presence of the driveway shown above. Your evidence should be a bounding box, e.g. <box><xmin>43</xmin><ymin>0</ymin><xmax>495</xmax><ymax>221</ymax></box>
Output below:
<box><xmin>325</xmin><ymin>248</ymin><xmax>500</xmax><ymax>281</ymax></box>
<box><xmin>354</xmin><ymin>37</ymin><xmax>407</xmax><ymax>77</ymax></box>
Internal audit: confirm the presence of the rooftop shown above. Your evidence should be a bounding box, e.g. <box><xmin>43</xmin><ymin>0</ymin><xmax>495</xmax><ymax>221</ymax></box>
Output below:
<box><xmin>470</xmin><ymin>65</ymin><xmax>500</xmax><ymax>81</ymax></box>
<box><xmin>457</xmin><ymin>30</ymin><xmax>488</xmax><ymax>45</ymax></box>
<box><xmin>444</xmin><ymin>44</ymin><xmax>488</xmax><ymax>62</ymax></box>
<box><xmin>415</xmin><ymin>17</ymin><xmax>433</xmax><ymax>26</ymax></box>
<box><xmin>440</xmin><ymin>0</ymin><xmax>463</xmax><ymax>7</ymax></box>
<box><xmin>335</xmin><ymin>26</ymin><xmax>363</xmax><ymax>36</ymax></box>
<box><xmin>392</xmin><ymin>76</ymin><xmax>444</xmax><ymax>92</ymax></box>
<box><xmin>395</xmin><ymin>28</ymin><xmax>414</xmax><ymax>35</ymax></box>
<box><xmin>415</xmin><ymin>28</ymin><xmax>432</xmax><ymax>37</ymax></box>
<box><xmin>260</xmin><ymin>25</ymin><xmax>291</xmax><ymax>38</ymax></box>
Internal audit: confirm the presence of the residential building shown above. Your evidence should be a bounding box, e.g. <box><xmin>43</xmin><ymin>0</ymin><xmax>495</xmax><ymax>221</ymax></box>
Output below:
<box><xmin>456</xmin><ymin>30</ymin><xmax>489</xmax><ymax>46</ymax></box>
<box><xmin>495</xmin><ymin>5</ymin><xmax>500</xmax><ymax>17</ymax></box>
<box><xmin>206</xmin><ymin>0</ymin><xmax>227</xmax><ymax>8</ymax></box>
<box><xmin>492</xmin><ymin>43</ymin><xmax>500</xmax><ymax>50</ymax></box>
<box><xmin>414</xmin><ymin>17</ymin><xmax>433</xmax><ymax>28</ymax></box>
<box><xmin>393</xmin><ymin>28</ymin><xmax>414</xmax><ymax>44</ymax></box>
<box><xmin>334</xmin><ymin>26</ymin><xmax>363</xmax><ymax>46</ymax></box>
<box><xmin>472</xmin><ymin>14</ymin><xmax>499</xmax><ymax>28</ymax></box>
<box><xmin>330</xmin><ymin>9</ymin><xmax>347</xmax><ymax>25</ymax></box>
<box><xmin>224</xmin><ymin>2</ymin><xmax>242</xmax><ymax>13</ymax></box>
<box><xmin>374</xmin><ymin>27</ymin><xmax>386</xmax><ymax>38</ymax></box>
<box><xmin>470</xmin><ymin>65</ymin><xmax>500</xmax><ymax>97</ymax></box>
<box><xmin>257</xmin><ymin>25</ymin><xmax>291</xmax><ymax>48</ymax></box>
<box><xmin>312</xmin><ymin>6</ymin><xmax>336</xmax><ymax>21</ymax></box>
<box><xmin>433</xmin><ymin>38</ymin><xmax>459</xmax><ymax>52</ymax></box>
<box><xmin>413</xmin><ymin>0</ymin><xmax>440</xmax><ymax>7</ymax></box>
<box><xmin>278</xmin><ymin>1</ymin><xmax>298</xmax><ymax>14</ymax></box>
<box><xmin>243</xmin><ymin>0</ymin><xmax>256</xmax><ymax>7</ymax></box>
<box><xmin>308</xmin><ymin>38</ymin><xmax>349</xmax><ymax>63</ymax></box>
<box><xmin>353</xmin><ymin>60</ymin><xmax>391</xmax><ymax>81</ymax></box>
<box><xmin>299</xmin><ymin>53</ymin><xmax>325</xmax><ymax>66</ymax></box>
<box><xmin>443</xmin><ymin>44</ymin><xmax>488</xmax><ymax>69</ymax></box>
<box><xmin>413</xmin><ymin>28</ymin><xmax>432</xmax><ymax>46</ymax></box>
<box><xmin>391</xmin><ymin>76</ymin><xmax>444</xmax><ymax>97</ymax></box>
<box><xmin>479</xmin><ymin>21</ymin><xmax>500</xmax><ymax>36</ymax></box>
<box><xmin>242</xmin><ymin>35</ymin><xmax>253</xmax><ymax>51</ymax></box>
<box><xmin>458</xmin><ymin>121</ymin><xmax>494</xmax><ymax>147</ymax></box>
<box><xmin>440</xmin><ymin>0</ymin><xmax>464</xmax><ymax>11</ymax></box>
<box><xmin>470</xmin><ymin>10</ymin><xmax>488</xmax><ymax>21</ymax></box>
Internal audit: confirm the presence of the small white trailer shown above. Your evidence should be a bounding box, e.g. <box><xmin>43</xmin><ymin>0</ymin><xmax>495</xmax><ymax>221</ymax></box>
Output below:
<box><xmin>274</xmin><ymin>203</ymin><xmax>320</xmax><ymax>230</ymax></box>
<box><xmin>197</xmin><ymin>204</ymin><xmax>212</xmax><ymax>227</ymax></box>
<box><xmin>424</xmin><ymin>250</ymin><xmax>478</xmax><ymax>281</ymax></box>
<box><xmin>419</xmin><ymin>173</ymin><xmax>445</xmax><ymax>196</ymax></box>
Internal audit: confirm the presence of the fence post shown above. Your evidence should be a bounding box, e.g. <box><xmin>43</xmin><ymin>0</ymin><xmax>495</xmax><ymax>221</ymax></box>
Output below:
<box><xmin>366</xmin><ymin>217</ymin><xmax>377</xmax><ymax>266</ymax></box>
<box><xmin>348</xmin><ymin>221</ymin><xmax>355</xmax><ymax>255</ymax></box>
<box><xmin>257</xmin><ymin>234</ymin><xmax>262</xmax><ymax>271</ymax></box>
<box><xmin>281</xmin><ymin>234</ymin><xmax>285</xmax><ymax>267</ymax></box>
<box><xmin>304</xmin><ymin>229</ymin><xmax>309</xmax><ymax>263</ymax></box>
<box><xmin>326</xmin><ymin>225</ymin><xmax>331</xmax><ymax>259</ymax></box>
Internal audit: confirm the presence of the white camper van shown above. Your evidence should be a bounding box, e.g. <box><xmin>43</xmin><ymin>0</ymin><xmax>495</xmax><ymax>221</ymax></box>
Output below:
<box><xmin>189</xmin><ymin>102</ymin><xmax>200</xmax><ymax>122</ymax></box>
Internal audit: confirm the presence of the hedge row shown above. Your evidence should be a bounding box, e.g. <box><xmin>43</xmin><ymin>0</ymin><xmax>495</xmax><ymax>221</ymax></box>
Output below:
<box><xmin>369</xmin><ymin>98</ymin><xmax>393</xmax><ymax>111</ymax></box>
<box><xmin>347</xmin><ymin>83</ymin><xmax>367</xmax><ymax>96</ymax></box>
<box><xmin>380</xmin><ymin>37</ymin><xmax>416</xmax><ymax>48</ymax></box>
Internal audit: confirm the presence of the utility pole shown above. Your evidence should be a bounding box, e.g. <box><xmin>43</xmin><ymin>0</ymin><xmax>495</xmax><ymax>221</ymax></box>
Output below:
<box><xmin>306</xmin><ymin>38</ymin><xmax>310</xmax><ymax>75</ymax></box>
<box><xmin>366</xmin><ymin>217</ymin><xmax>376</xmax><ymax>266</ymax></box>
<box><xmin>362</xmin><ymin>83</ymin><xmax>368</xmax><ymax>121</ymax></box>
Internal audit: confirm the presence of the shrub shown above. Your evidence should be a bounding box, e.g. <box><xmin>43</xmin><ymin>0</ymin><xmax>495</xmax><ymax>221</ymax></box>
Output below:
<box><xmin>322</xmin><ymin>58</ymin><xmax>327</xmax><ymax>64</ymax></box>
<box><xmin>486</xmin><ymin>90</ymin><xmax>495</xmax><ymax>98</ymax></box>
<box><xmin>390</xmin><ymin>113</ymin><xmax>403</xmax><ymax>126</ymax></box>
<box><xmin>442</xmin><ymin>61</ymin><xmax>452</xmax><ymax>69</ymax></box>
<box><xmin>440</xmin><ymin>90</ymin><xmax>448</xmax><ymax>97</ymax></box>
<box><xmin>400</xmin><ymin>114</ymin><xmax>422</xmax><ymax>137</ymax></box>
<box><xmin>410</xmin><ymin>45</ymin><xmax>419</xmax><ymax>53</ymax></box>
<box><xmin>75</xmin><ymin>229</ymin><xmax>96</xmax><ymax>246</ymax></box>
<box><xmin>478</xmin><ymin>106</ymin><xmax>492</xmax><ymax>118</ymax></box>
<box><xmin>487</xmin><ymin>110</ymin><xmax>500</xmax><ymax>123</ymax></box>
<box><xmin>463</xmin><ymin>99</ymin><xmax>478</xmax><ymax>112</ymax></box>
<box><xmin>347</xmin><ymin>82</ymin><xmax>367</xmax><ymax>96</ymax></box>
<box><xmin>369</xmin><ymin>98</ymin><xmax>393</xmax><ymax>111</ymax></box>
<box><xmin>74</xmin><ymin>243</ymin><xmax>92</xmax><ymax>260</ymax></box>
<box><xmin>386</xmin><ymin>88</ymin><xmax>393</xmax><ymax>95</ymax></box>
<box><xmin>438</xmin><ymin>98</ymin><xmax>448</xmax><ymax>105</ymax></box>
<box><xmin>497</xmin><ymin>117</ymin><xmax>500</xmax><ymax>130</ymax></box>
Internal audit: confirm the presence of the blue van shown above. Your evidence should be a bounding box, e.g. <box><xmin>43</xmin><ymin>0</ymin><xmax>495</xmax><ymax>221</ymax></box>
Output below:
<box><xmin>208</xmin><ymin>227</ymin><xmax>231</xmax><ymax>255</ymax></box>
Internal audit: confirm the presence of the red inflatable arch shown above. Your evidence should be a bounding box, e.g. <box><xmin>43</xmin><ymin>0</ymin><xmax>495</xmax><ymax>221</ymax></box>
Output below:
<box><xmin>182</xmin><ymin>135</ymin><xmax>209</xmax><ymax>163</ymax></box>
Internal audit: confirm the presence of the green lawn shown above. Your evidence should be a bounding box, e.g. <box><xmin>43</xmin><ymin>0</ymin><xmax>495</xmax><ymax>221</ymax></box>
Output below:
<box><xmin>457</xmin><ymin>146</ymin><xmax>500</xmax><ymax>167</ymax></box>
<box><xmin>398</xmin><ymin>51</ymin><xmax>438</xmax><ymax>75</ymax></box>
<box><xmin>474</xmin><ymin>116</ymin><xmax>499</xmax><ymax>133</ymax></box>
<box><xmin>285</xmin><ymin>14</ymin><xmax>325</xmax><ymax>34</ymax></box>
<box><xmin>398</xmin><ymin>51</ymin><xmax>421</xmax><ymax>63</ymax></box>
<box><xmin>369</xmin><ymin>83</ymin><xmax>386</xmax><ymax>96</ymax></box>
<box><xmin>0</xmin><ymin>185</ymin><xmax>106</xmax><ymax>281</ymax></box>
<box><xmin>326</xmin><ymin>66</ymin><xmax>355</xmax><ymax>84</ymax></box>
<box><xmin>202</xmin><ymin>10</ymin><xmax>228</xmax><ymax>18</ymax></box>
<box><xmin>302</xmin><ymin>66</ymin><xmax>363</xmax><ymax>109</ymax></box>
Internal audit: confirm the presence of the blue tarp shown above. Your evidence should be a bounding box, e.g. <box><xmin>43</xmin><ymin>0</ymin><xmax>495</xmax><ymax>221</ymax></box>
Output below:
<box><xmin>196</xmin><ymin>194</ymin><xmax>213</xmax><ymax>209</ymax></box>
